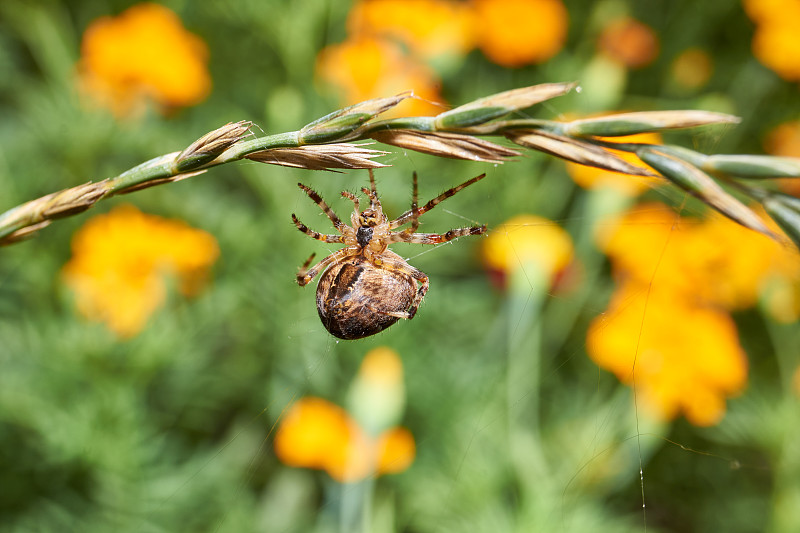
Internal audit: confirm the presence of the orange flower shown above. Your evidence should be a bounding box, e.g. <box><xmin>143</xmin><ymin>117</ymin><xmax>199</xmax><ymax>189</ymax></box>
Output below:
<box><xmin>742</xmin><ymin>0</ymin><xmax>800</xmax><ymax>22</ymax></box>
<box><xmin>274</xmin><ymin>397</ymin><xmax>373</xmax><ymax>482</ymax></box>
<box><xmin>743</xmin><ymin>0</ymin><xmax>800</xmax><ymax>81</ymax></box>
<box><xmin>597</xmin><ymin>17</ymin><xmax>659</xmax><ymax>69</ymax></box>
<box><xmin>587</xmin><ymin>280</ymin><xmax>747</xmax><ymax>426</ymax></box>
<box><xmin>670</xmin><ymin>48</ymin><xmax>713</xmax><ymax>90</ymax></box>
<box><xmin>358</xmin><ymin>346</ymin><xmax>404</xmax><ymax>386</ymax></box>
<box><xmin>590</xmin><ymin>201</ymin><xmax>800</xmax><ymax>425</ymax></box>
<box><xmin>376</xmin><ymin>427</ymin><xmax>416</xmax><ymax>474</ymax></box>
<box><xmin>752</xmin><ymin>22</ymin><xmax>800</xmax><ymax>81</ymax></box>
<box><xmin>274</xmin><ymin>397</ymin><xmax>415</xmax><ymax>482</ymax></box>
<box><xmin>599</xmin><ymin>203</ymin><xmax>800</xmax><ymax>312</ymax></box>
<box><xmin>471</xmin><ymin>0</ymin><xmax>568</xmax><ymax>67</ymax></box>
<box><xmin>565</xmin><ymin>132</ymin><xmax>663</xmax><ymax>197</ymax></box>
<box><xmin>77</xmin><ymin>3</ymin><xmax>211</xmax><ymax>116</ymax></box>
<box><xmin>481</xmin><ymin>214</ymin><xmax>574</xmax><ymax>289</ymax></box>
<box><xmin>315</xmin><ymin>36</ymin><xmax>444</xmax><ymax>117</ymax></box>
<box><xmin>764</xmin><ymin>120</ymin><xmax>800</xmax><ymax>197</ymax></box>
<box><xmin>766</xmin><ymin>120</ymin><xmax>800</xmax><ymax>158</ymax></box>
<box><xmin>347</xmin><ymin>0</ymin><xmax>476</xmax><ymax>59</ymax></box>
<box><xmin>62</xmin><ymin>205</ymin><xmax>219</xmax><ymax>337</ymax></box>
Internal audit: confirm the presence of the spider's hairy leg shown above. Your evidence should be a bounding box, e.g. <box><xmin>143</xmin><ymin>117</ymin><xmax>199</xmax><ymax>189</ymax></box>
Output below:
<box><xmin>403</xmin><ymin>171</ymin><xmax>421</xmax><ymax>234</ymax></box>
<box><xmin>388</xmin><ymin>171</ymin><xmax>420</xmax><ymax>240</ymax></box>
<box><xmin>292</xmin><ymin>214</ymin><xmax>346</xmax><ymax>243</ymax></box>
<box><xmin>371</xmin><ymin>255</ymin><xmax>429</xmax><ymax>319</ymax></box>
<box><xmin>297</xmin><ymin>183</ymin><xmax>345</xmax><ymax>231</ymax></box>
<box><xmin>296</xmin><ymin>247</ymin><xmax>354</xmax><ymax>286</ymax></box>
<box><xmin>390</xmin><ymin>173</ymin><xmax>487</xmax><ymax>229</ymax></box>
<box><xmin>341</xmin><ymin>190</ymin><xmax>360</xmax><ymax>213</ymax></box>
<box><xmin>390</xmin><ymin>225</ymin><xmax>487</xmax><ymax>244</ymax></box>
<box><xmin>363</xmin><ymin>169</ymin><xmax>380</xmax><ymax>210</ymax></box>
<box><xmin>297</xmin><ymin>253</ymin><xmax>316</xmax><ymax>283</ymax></box>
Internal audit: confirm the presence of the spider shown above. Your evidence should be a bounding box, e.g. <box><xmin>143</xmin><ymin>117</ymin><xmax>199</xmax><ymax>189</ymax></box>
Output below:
<box><xmin>292</xmin><ymin>170</ymin><xmax>487</xmax><ymax>340</ymax></box>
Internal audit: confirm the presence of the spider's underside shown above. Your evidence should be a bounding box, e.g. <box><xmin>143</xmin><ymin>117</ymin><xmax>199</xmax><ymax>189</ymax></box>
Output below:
<box><xmin>292</xmin><ymin>170</ymin><xmax>487</xmax><ymax>340</ymax></box>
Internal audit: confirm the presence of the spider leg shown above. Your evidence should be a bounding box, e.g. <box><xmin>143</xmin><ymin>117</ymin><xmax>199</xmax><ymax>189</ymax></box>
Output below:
<box><xmin>296</xmin><ymin>247</ymin><xmax>356</xmax><ymax>286</ymax></box>
<box><xmin>370</xmin><ymin>255</ymin><xmax>429</xmax><ymax>319</ymax></box>
<box><xmin>341</xmin><ymin>190</ymin><xmax>361</xmax><ymax>212</ymax></box>
<box><xmin>387</xmin><ymin>171</ymin><xmax>422</xmax><ymax>240</ymax></box>
<box><xmin>389</xmin><ymin>173</ymin><xmax>486</xmax><ymax>229</ymax></box>
<box><xmin>297</xmin><ymin>183</ymin><xmax>345</xmax><ymax>231</ymax></box>
<box><xmin>362</xmin><ymin>169</ymin><xmax>380</xmax><ymax>210</ymax></box>
<box><xmin>389</xmin><ymin>225</ymin><xmax>487</xmax><ymax>244</ymax></box>
<box><xmin>406</xmin><ymin>171</ymin><xmax>420</xmax><ymax>233</ymax></box>
<box><xmin>292</xmin><ymin>214</ymin><xmax>346</xmax><ymax>243</ymax></box>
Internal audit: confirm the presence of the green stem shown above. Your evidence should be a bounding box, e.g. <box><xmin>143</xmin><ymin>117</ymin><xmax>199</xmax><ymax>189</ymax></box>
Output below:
<box><xmin>506</xmin><ymin>263</ymin><xmax>549</xmax><ymax>478</ymax></box>
<box><xmin>217</xmin><ymin>131</ymin><xmax>303</xmax><ymax>161</ymax></box>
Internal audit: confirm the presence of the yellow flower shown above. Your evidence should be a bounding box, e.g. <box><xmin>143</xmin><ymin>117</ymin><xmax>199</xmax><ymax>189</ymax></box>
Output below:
<box><xmin>742</xmin><ymin>0</ymin><xmax>800</xmax><ymax>22</ymax></box>
<box><xmin>766</xmin><ymin>120</ymin><xmax>800</xmax><ymax>158</ymax></box>
<box><xmin>62</xmin><ymin>205</ymin><xmax>219</xmax><ymax>337</ymax></box>
<box><xmin>273</xmin><ymin>397</ymin><xmax>415</xmax><ymax>482</ymax></box>
<box><xmin>77</xmin><ymin>3</ymin><xmax>211</xmax><ymax>116</ymax></box>
<box><xmin>315</xmin><ymin>36</ymin><xmax>445</xmax><ymax>117</ymax></box>
<box><xmin>587</xmin><ymin>280</ymin><xmax>748</xmax><ymax>426</ymax></box>
<box><xmin>764</xmin><ymin>120</ymin><xmax>800</xmax><ymax>197</ymax></box>
<box><xmin>376</xmin><ymin>427</ymin><xmax>416</xmax><ymax>474</ymax></box>
<box><xmin>274</xmin><ymin>397</ymin><xmax>373</xmax><ymax>482</ymax></box>
<box><xmin>752</xmin><ymin>22</ymin><xmax>800</xmax><ymax>81</ymax></box>
<box><xmin>591</xmin><ymin>201</ymin><xmax>800</xmax><ymax>425</ymax></box>
<box><xmin>347</xmin><ymin>0</ymin><xmax>476</xmax><ymax>59</ymax></box>
<box><xmin>670</xmin><ymin>48</ymin><xmax>713</xmax><ymax>90</ymax></box>
<box><xmin>743</xmin><ymin>0</ymin><xmax>800</xmax><ymax>81</ymax></box>
<box><xmin>597</xmin><ymin>17</ymin><xmax>659</xmax><ymax>69</ymax></box>
<box><xmin>599</xmin><ymin>202</ymin><xmax>799</xmax><ymax>312</ymax></box>
<box><xmin>471</xmin><ymin>0</ymin><xmax>568</xmax><ymax>67</ymax></box>
<box><xmin>358</xmin><ymin>346</ymin><xmax>404</xmax><ymax>387</ymax></box>
<box><xmin>565</xmin><ymin>132</ymin><xmax>663</xmax><ymax>196</ymax></box>
<box><xmin>482</xmin><ymin>214</ymin><xmax>574</xmax><ymax>289</ymax></box>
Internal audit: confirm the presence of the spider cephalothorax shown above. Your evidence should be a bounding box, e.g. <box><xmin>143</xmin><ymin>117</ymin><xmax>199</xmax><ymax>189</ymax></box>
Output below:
<box><xmin>292</xmin><ymin>170</ymin><xmax>487</xmax><ymax>340</ymax></box>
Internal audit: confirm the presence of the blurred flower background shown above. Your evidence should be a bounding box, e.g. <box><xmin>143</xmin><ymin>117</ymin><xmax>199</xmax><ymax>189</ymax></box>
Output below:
<box><xmin>1</xmin><ymin>1</ymin><xmax>799</xmax><ymax>532</ymax></box>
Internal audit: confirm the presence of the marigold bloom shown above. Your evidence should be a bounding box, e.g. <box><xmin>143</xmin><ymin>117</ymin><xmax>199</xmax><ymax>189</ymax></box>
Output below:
<box><xmin>587</xmin><ymin>280</ymin><xmax>748</xmax><ymax>426</ymax></box>
<box><xmin>482</xmin><ymin>214</ymin><xmax>574</xmax><ymax>288</ymax></box>
<box><xmin>376</xmin><ymin>427</ymin><xmax>416</xmax><ymax>474</ymax></box>
<box><xmin>591</xmin><ymin>201</ymin><xmax>800</xmax><ymax>425</ymax></box>
<box><xmin>316</xmin><ymin>36</ymin><xmax>444</xmax><ymax>117</ymax></box>
<box><xmin>670</xmin><ymin>48</ymin><xmax>713</xmax><ymax>90</ymax></box>
<box><xmin>742</xmin><ymin>0</ymin><xmax>800</xmax><ymax>22</ymax></box>
<box><xmin>597</xmin><ymin>17</ymin><xmax>659</xmax><ymax>69</ymax></box>
<box><xmin>744</xmin><ymin>0</ymin><xmax>800</xmax><ymax>81</ymax></box>
<box><xmin>764</xmin><ymin>120</ymin><xmax>800</xmax><ymax>196</ymax></box>
<box><xmin>77</xmin><ymin>3</ymin><xmax>211</xmax><ymax>116</ymax></box>
<box><xmin>274</xmin><ymin>397</ymin><xmax>373</xmax><ymax>482</ymax></box>
<box><xmin>274</xmin><ymin>397</ymin><xmax>415</xmax><ymax>482</ymax></box>
<box><xmin>62</xmin><ymin>205</ymin><xmax>219</xmax><ymax>337</ymax></box>
<box><xmin>472</xmin><ymin>0</ymin><xmax>568</xmax><ymax>67</ymax></box>
<box><xmin>600</xmin><ymin>203</ymin><xmax>799</xmax><ymax>311</ymax></box>
<box><xmin>766</xmin><ymin>120</ymin><xmax>800</xmax><ymax>158</ymax></box>
<box><xmin>347</xmin><ymin>0</ymin><xmax>476</xmax><ymax>58</ymax></box>
<box><xmin>359</xmin><ymin>346</ymin><xmax>404</xmax><ymax>386</ymax></box>
<box><xmin>565</xmin><ymin>132</ymin><xmax>663</xmax><ymax>196</ymax></box>
<box><xmin>752</xmin><ymin>22</ymin><xmax>800</xmax><ymax>81</ymax></box>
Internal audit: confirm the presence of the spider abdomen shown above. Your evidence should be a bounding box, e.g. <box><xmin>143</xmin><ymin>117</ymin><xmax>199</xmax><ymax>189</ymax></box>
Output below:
<box><xmin>294</xmin><ymin>171</ymin><xmax>486</xmax><ymax>339</ymax></box>
<box><xmin>316</xmin><ymin>256</ymin><xmax>415</xmax><ymax>340</ymax></box>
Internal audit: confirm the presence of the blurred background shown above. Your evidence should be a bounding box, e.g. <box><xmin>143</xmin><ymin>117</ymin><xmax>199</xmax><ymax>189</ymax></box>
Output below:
<box><xmin>1</xmin><ymin>0</ymin><xmax>799</xmax><ymax>531</ymax></box>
